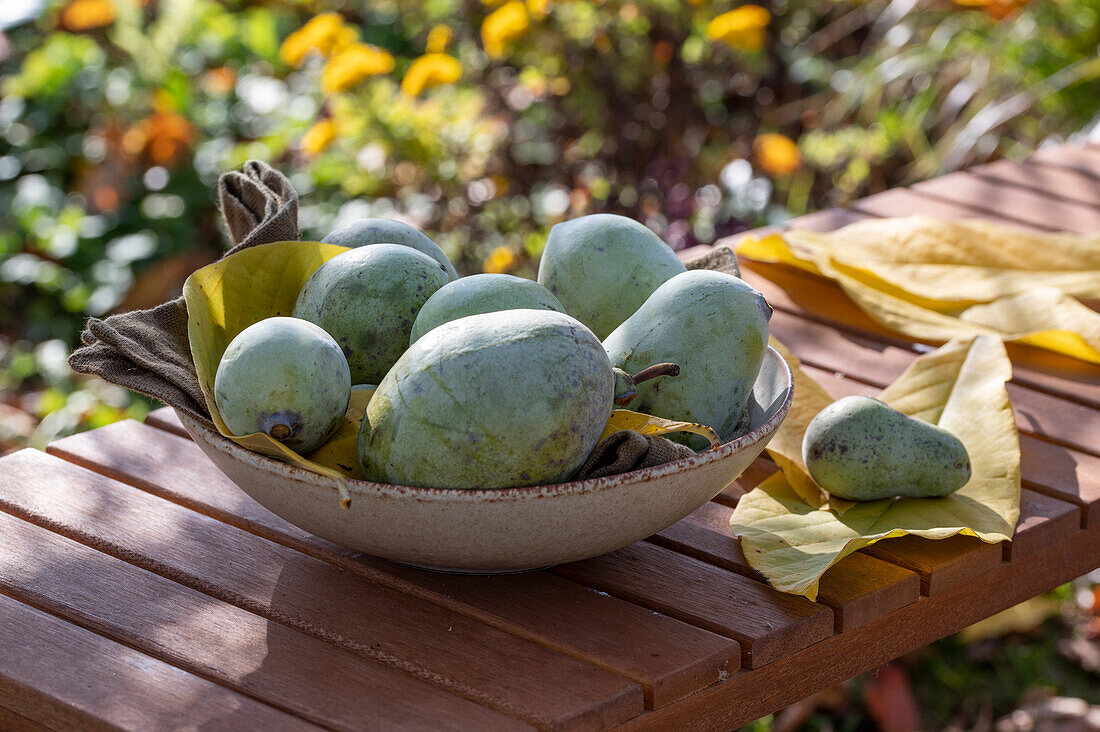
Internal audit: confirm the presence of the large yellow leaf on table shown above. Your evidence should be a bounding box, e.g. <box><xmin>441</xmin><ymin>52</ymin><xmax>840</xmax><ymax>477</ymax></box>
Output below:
<box><xmin>730</xmin><ymin>335</ymin><xmax>1020</xmax><ymax>600</ymax></box>
<box><xmin>736</xmin><ymin>216</ymin><xmax>1100</xmax><ymax>363</ymax></box>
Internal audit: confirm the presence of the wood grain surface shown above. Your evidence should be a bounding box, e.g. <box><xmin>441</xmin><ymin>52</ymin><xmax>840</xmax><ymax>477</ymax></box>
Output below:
<box><xmin>0</xmin><ymin>449</ymin><xmax>642</xmax><ymax>731</ymax></box>
<box><xmin>49</xmin><ymin>420</ymin><xmax>743</xmax><ymax>711</ymax></box>
<box><xmin>0</xmin><ymin>587</ymin><xmax>324</xmax><ymax>731</ymax></box>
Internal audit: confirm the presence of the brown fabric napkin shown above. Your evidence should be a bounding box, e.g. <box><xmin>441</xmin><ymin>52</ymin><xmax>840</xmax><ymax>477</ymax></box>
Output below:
<box><xmin>68</xmin><ymin>161</ymin><xmax>300</xmax><ymax>425</ymax></box>
<box><xmin>576</xmin><ymin>430</ymin><xmax>696</xmax><ymax>479</ymax></box>
<box><xmin>684</xmin><ymin>244</ymin><xmax>740</xmax><ymax>277</ymax></box>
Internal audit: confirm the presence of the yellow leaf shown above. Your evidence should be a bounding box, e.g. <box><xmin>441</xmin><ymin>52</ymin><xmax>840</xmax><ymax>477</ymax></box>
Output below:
<box><xmin>305</xmin><ymin>387</ymin><xmax>375</xmax><ymax>479</ymax></box>
<box><xmin>183</xmin><ymin>240</ymin><xmax>357</xmax><ymax>505</ymax></box>
<box><xmin>736</xmin><ymin>217</ymin><xmax>1100</xmax><ymax>363</ymax></box>
<box><xmin>761</xmin><ymin>338</ymin><xmax>830</xmax><ymax>507</ymax></box>
<box><xmin>730</xmin><ymin>335</ymin><xmax>1020</xmax><ymax>599</ymax></box>
<box><xmin>600</xmin><ymin>409</ymin><xmax>721</xmax><ymax>448</ymax></box>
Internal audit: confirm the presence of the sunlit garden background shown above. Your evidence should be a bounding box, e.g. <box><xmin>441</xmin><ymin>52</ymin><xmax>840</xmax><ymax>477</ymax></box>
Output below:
<box><xmin>1</xmin><ymin>0</ymin><xmax>1099</xmax><ymax>728</ymax></box>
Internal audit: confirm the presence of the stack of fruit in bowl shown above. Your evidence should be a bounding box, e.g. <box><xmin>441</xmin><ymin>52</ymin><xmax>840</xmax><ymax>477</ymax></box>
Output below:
<box><xmin>212</xmin><ymin>213</ymin><xmax>774</xmax><ymax>491</ymax></box>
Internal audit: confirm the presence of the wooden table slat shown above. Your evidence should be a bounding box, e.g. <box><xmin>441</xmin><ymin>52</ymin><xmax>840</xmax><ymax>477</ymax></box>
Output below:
<box><xmin>0</xmin><ymin>590</ymin><xmax>324</xmax><ymax>732</ymax></box>
<box><xmin>1026</xmin><ymin>144</ymin><xmax>1100</xmax><ymax>179</ymax></box>
<box><xmin>1011</xmin><ymin>489</ymin><xmax>1083</xmax><ymax>560</ymax></box>
<box><xmin>350</xmin><ymin>556</ymin><xmax>740</xmax><ymax>710</ymax></box>
<box><xmin>649</xmin><ymin>501</ymin><xmax>922</xmax><ymax>632</ymax></box>
<box><xmin>971</xmin><ymin>158</ymin><xmax>1100</xmax><ymax>209</ymax></box>
<box><xmin>911</xmin><ymin>171</ymin><xmax>1100</xmax><ymax>232</ymax></box>
<box><xmin>144</xmin><ymin>407</ymin><xmax>190</xmax><ymax>438</ymax></box>
<box><xmin>50</xmin><ymin>420</ymin><xmax>744</xmax><ymax>711</ymax></box>
<box><xmin>618</xmin><ymin>523</ymin><xmax>1100</xmax><ymax>731</ymax></box>
<box><xmin>555</xmin><ymin>542</ymin><xmax>835</xmax><ymax>669</ymax></box>
<box><xmin>0</xmin><ymin>705</ymin><xmax>49</xmax><ymax>732</ymax></box>
<box><xmin>784</xmin><ymin>207</ymin><xmax>872</xmax><ymax>231</ymax></box>
<box><xmin>0</xmin><ymin>449</ymin><xmax>644</xmax><ymax>731</ymax></box>
<box><xmin>860</xmin><ymin>535</ymin><xmax>1004</xmax><ymax>596</ymax></box>
<box><xmin>0</xmin><ymin>509</ymin><xmax>529</xmax><ymax>732</ymax></box>
<box><xmin>851</xmin><ymin>187</ymin><xmax>1049</xmax><ymax>232</ymax></box>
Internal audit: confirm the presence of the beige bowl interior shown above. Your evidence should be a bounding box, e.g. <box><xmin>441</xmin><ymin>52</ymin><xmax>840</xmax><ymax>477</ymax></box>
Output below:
<box><xmin>179</xmin><ymin>346</ymin><xmax>793</xmax><ymax>573</ymax></box>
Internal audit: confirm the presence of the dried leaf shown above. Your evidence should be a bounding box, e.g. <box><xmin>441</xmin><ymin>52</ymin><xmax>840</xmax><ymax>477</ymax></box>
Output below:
<box><xmin>600</xmin><ymin>409</ymin><xmax>720</xmax><ymax>448</ymax></box>
<box><xmin>183</xmin><ymin>240</ymin><xmax>357</xmax><ymax>503</ymax></box>
<box><xmin>730</xmin><ymin>336</ymin><xmax>1020</xmax><ymax>599</ymax></box>
<box><xmin>737</xmin><ymin>217</ymin><xmax>1100</xmax><ymax>363</ymax></box>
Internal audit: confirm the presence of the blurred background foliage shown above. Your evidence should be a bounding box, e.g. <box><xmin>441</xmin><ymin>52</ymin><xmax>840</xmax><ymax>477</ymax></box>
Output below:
<box><xmin>0</xmin><ymin>1</ymin><xmax>1099</xmax><ymax>728</ymax></box>
<box><xmin>2</xmin><ymin>0</ymin><xmax>1100</xmax><ymax>447</ymax></box>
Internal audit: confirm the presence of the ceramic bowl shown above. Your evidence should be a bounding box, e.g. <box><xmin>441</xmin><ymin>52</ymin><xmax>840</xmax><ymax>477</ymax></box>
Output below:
<box><xmin>179</xmin><ymin>346</ymin><xmax>792</xmax><ymax>573</ymax></box>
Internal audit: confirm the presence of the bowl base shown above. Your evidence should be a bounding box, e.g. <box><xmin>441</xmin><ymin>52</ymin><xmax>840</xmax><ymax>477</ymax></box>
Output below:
<box><xmin>389</xmin><ymin>559</ymin><xmax>551</xmax><ymax>575</ymax></box>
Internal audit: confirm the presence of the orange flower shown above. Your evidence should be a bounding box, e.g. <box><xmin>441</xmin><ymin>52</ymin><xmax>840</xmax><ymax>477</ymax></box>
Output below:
<box><xmin>401</xmin><ymin>54</ymin><xmax>463</xmax><ymax>97</ymax></box>
<box><xmin>321</xmin><ymin>43</ymin><xmax>395</xmax><ymax>94</ymax></box>
<box><xmin>59</xmin><ymin>0</ymin><xmax>116</xmax><ymax>31</ymax></box>
<box><xmin>483</xmin><ymin>246</ymin><xmax>519</xmax><ymax>273</ymax></box>
<box><xmin>279</xmin><ymin>13</ymin><xmax>358</xmax><ymax>67</ymax></box>
<box><xmin>954</xmin><ymin>0</ymin><xmax>1033</xmax><ymax>19</ymax></box>
<box><xmin>754</xmin><ymin>133</ymin><xmax>801</xmax><ymax>176</ymax></box>
<box><xmin>301</xmin><ymin>119</ymin><xmax>338</xmax><ymax>156</ymax></box>
<box><xmin>653</xmin><ymin>40</ymin><xmax>674</xmax><ymax>65</ymax></box>
<box><xmin>124</xmin><ymin>112</ymin><xmax>196</xmax><ymax>167</ymax></box>
<box><xmin>204</xmin><ymin>67</ymin><xmax>237</xmax><ymax>95</ymax></box>
<box><xmin>705</xmin><ymin>5</ymin><xmax>770</xmax><ymax>52</ymax></box>
<box><xmin>482</xmin><ymin>1</ymin><xmax>530</xmax><ymax>60</ymax></box>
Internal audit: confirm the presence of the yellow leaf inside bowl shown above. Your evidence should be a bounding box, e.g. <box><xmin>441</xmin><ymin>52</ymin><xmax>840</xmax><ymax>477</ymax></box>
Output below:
<box><xmin>183</xmin><ymin>240</ymin><xmax>361</xmax><ymax>503</ymax></box>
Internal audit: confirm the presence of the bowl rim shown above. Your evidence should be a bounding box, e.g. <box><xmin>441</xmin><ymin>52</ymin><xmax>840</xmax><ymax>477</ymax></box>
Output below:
<box><xmin>179</xmin><ymin>345</ymin><xmax>793</xmax><ymax>502</ymax></box>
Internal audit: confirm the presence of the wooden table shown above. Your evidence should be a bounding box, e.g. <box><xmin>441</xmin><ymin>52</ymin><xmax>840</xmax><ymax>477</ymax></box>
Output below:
<box><xmin>3</xmin><ymin>146</ymin><xmax>1100</xmax><ymax>731</ymax></box>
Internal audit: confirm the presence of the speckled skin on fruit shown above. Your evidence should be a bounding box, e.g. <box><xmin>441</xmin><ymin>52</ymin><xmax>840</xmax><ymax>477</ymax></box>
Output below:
<box><xmin>537</xmin><ymin>214</ymin><xmax>686</xmax><ymax>339</ymax></box>
<box><xmin>409</xmin><ymin>273</ymin><xmax>564</xmax><ymax>344</ymax></box>
<box><xmin>802</xmin><ymin>395</ymin><xmax>971</xmax><ymax>501</ymax></box>
<box><xmin>361</xmin><ymin>309</ymin><xmax>614</xmax><ymax>489</ymax></box>
<box><xmin>603</xmin><ymin>270</ymin><xmax>771</xmax><ymax>446</ymax></box>
<box><xmin>214</xmin><ymin>317</ymin><xmax>351</xmax><ymax>453</ymax></box>
<box><xmin>293</xmin><ymin>244</ymin><xmax>450</xmax><ymax>384</ymax></box>
<box><xmin>322</xmin><ymin>217</ymin><xmax>458</xmax><ymax>280</ymax></box>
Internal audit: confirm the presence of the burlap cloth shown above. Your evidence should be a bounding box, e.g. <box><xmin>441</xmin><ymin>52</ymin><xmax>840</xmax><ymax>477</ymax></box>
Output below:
<box><xmin>68</xmin><ymin>161</ymin><xmax>738</xmax><ymax>477</ymax></box>
<box><xmin>69</xmin><ymin>161</ymin><xmax>298</xmax><ymax>426</ymax></box>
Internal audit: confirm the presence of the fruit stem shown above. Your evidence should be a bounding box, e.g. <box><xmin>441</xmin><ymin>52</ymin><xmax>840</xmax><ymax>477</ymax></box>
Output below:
<box><xmin>631</xmin><ymin>362</ymin><xmax>680</xmax><ymax>385</ymax></box>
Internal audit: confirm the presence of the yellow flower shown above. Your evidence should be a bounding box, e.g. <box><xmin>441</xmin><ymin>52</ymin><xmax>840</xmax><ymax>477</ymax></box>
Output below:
<box><xmin>526</xmin><ymin>0</ymin><xmax>552</xmax><ymax>20</ymax></box>
<box><xmin>705</xmin><ymin>5</ymin><xmax>771</xmax><ymax>52</ymax></box>
<box><xmin>401</xmin><ymin>54</ymin><xmax>463</xmax><ymax>97</ymax></box>
<box><xmin>321</xmin><ymin>43</ymin><xmax>395</xmax><ymax>94</ymax></box>
<box><xmin>59</xmin><ymin>0</ymin><xmax>116</xmax><ymax>31</ymax></box>
<box><xmin>481</xmin><ymin>1</ymin><xmax>530</xmax><ymax>60</ymax></box>
<box><xmin>301</xmin><ymin>119</ymin><xmax>337</xmax><ymax>156</ymax></box>
<box><xmin>279</xmin><ymin>13</ymin><xmax>358</xmax><ymax>67</ymax></box>
<box><xmin>754</xmin><ymin>133</ymin><xmax>801</xmax><ymax>176</ymax></box>
<box><xmin>483</xmin><ymin>246</ymin><xmax>519</xmax><ymax>273</ymax></box>
<box><xmin>426</xmin><ymin>25</ymin><xmax>453</xmax><ymax>53</ymax></box>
